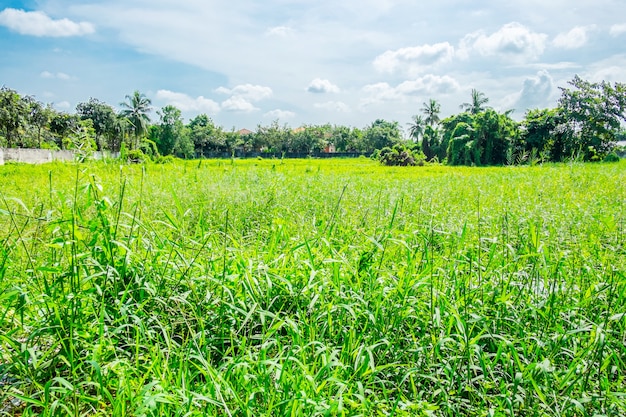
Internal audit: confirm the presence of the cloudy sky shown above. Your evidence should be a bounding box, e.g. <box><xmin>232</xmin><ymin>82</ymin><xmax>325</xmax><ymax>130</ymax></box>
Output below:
<box><xmin>1</xmin><ymin>0</ymin><xmax>626</xmax><ymax>132</ymax></box>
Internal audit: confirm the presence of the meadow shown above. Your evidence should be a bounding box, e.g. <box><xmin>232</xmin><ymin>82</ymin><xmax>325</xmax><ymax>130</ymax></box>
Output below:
<box><xmin>0</xmin><ymin>158</ymin><xmax>625</xmax><ymax>416</ymax></box>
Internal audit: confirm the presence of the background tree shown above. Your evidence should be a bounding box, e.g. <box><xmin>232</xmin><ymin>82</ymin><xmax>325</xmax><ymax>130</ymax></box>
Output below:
<box><xmin>119</xmin><ymin>90</ymin><xmax>152</xmax><ymax>149</ymax></box>
<box><xmin>76</xmin><ymin>98</ymin><xmax>118</xmax><ymax>151</ymax></box>
<box><xmin>290</xmin><ymin>125</ymin><xmax>327</xmax><ymax>153</ymax></box>
<box><xmin>421</xmin><ymin>99</ymin><xmax>441</xmax><ymax>126</ymax></box>
<box><xmin>557</xmin><ymin>75</ymin><xmax>626</xmax><ymax>160</ymax></box>
<box><xmin>27</xmin><ymin>100</ymin><xmax>54</xmax><ymax>148</ymax></box>
<box><xmin>255</xmin><ymin>120</ymin><xmax>291</xmax><ymax>153</ymax></box>
<box><xmin>445</xmin><ymin>109</ymin><xmax>518</xmax><ymax>166</ymax></box>
<box><xmin>407</xmin><ymin>114</ymin><xmax>425</xmax><ymax>142</ymax></box>
<box><xmin>152</xmin><ymin>105</ymin><xmax>184</xmax><ymax>156</ymax></box>
<box><xmin>460</xmin><ymin>89</ymin><xmax>490</xmax><ymax>114</ymax></box>
<box><xmin>188</xmin><ymin>114</ymin><xmax>227</xmax><ymax>156</ymax></box>
<box><xmin>0</xmin><ymin>87</ymin><xmax>29</xmax><ymax>147</ymax></box>
<box><xmin>49</xmin><ymin>112</ymin><xmax>80</xmax><ymax>149</ymax></box>
<box><xmin>360</xmin><ymin>119</ymin><xmax>402</xmax><ymax>154</ymax></box>
<box><xmin>519</xmin><ymin>108</ymin><xmax>565</xmax><ymax>162</ymax></box>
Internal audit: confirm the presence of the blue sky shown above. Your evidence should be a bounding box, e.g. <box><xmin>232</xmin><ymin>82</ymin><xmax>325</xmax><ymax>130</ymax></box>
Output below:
<box><xmin>1</xmin><ymin>0</ymin><xmax>626</xmax><ymax>132</ymax></box>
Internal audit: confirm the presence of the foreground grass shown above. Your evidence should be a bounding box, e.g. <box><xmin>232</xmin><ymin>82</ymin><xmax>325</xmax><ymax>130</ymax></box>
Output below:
<box><xmin>1</xmin><ymin>158</ymin><xmax>625</xmax><ymax>416</ymax></box>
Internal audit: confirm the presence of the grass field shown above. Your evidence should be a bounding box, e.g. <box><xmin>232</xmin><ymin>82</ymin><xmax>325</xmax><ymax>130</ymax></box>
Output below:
<box><xmin>1</xmin><ymin>158</ymin><xmax>625</xmax><ymax>416</ymax></box>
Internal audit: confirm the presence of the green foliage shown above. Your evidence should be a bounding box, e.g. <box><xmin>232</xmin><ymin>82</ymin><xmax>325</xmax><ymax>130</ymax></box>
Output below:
<box><xmin>444</xmin><ymin>109</ymin><xmax>518</xmax><ymax>166</ymax></box>
<box><xmin>460</xmin><ymin>88</ymin><xmax>490</xmax><ymax>114</ymax></box>
<box><xmin>153</xmin><ymin>154</ymin><xmax>176</xmax><ymax>164</ymax></box>
<box><xmin>126</xmin><ymin>148</ymin><xmax>148</xmax><ymax>163</ymax></box>
<box><xmin>76</xmin><ymin>98</ymin><xmax>119</xmax><ymax>151</ymax></box>
<box><xmin>152</xmin><ymin>105</ymin><xmax>184</xmax><ymax>156</ymax></box>
<box><xmin>119</xmin><ymin>90</ymin><xmax>152</xmax><ymax>149</ymax></box>
<box><xmin>361</xmin><ymin>119</ymin><xmax>402</xmax><ymax>153</ymax></box>
<box><xmin>188</xmin><ymin>114</ymin><xmax>227</xmax><ymax>156</ymax></box>
<box><xmin>603</xmin><ymin>151</ymin><xmax>620</xmax><ymax>162</ymax></box>
<box><xmin>62</xmin><ymin>119</ymin><xmax>97</xmax><ymax>161</ymax></box>
<box><xmin>290</xmin><ymin>125</ymin><xmax>328</xmax><ymax>153</ymax></box>
<box><xmin>557</xmin><ymin>75</ymin><xmax>626</xmax><ymax>160</ymax></box>
<box><xmin>375</xmin><ymin>143</ymin><xmax>426</xmax><ymax>166</ymax></box>
<box><xmin>0</xmin><ymin>86</ymin><xmax>29</xmax><ymax>147</ymax></box>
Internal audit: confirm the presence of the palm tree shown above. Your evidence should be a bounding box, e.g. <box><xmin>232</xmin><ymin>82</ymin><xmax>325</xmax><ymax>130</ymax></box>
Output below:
<box><xmin>407</xmin><ymin>114</ymin><xmax>425</xmax><ymax>142</ymax></box>
<box><xmin>120</xmin><ymin>90</ymin><xmax>152</xmax><ymax>149</ymax></box>
<box><xmin>460</xmin><ymin>89</ymin><xmax>489</xmax><ymax>114</ymax></box>
<box><xmin>421</xmin><ymin>99</ymin><xmax>441</xmax><ymax>126</ymax></box>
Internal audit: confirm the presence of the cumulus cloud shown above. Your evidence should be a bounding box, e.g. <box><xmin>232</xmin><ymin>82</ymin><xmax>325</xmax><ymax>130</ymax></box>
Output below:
<box><xmin>361</xmin><ymin>74</ymin><xmax>460</xmax><ymax>106</ymax></box>
<box><xmin>40</xmin><ymin>71</ymin><xmax>71</xmax><ymax>80</ymax></box>
<box><xmin>0</xmin><ymin>8</ymin><xmax>95</xmax><ymax>37</ymax></box>
<box><xmin>264</xmin><ymin>109</ymin><xmax>296</xmax><ymax>119</ymax></box>
<box><xmin>505</xmin><ymin>70</ymin><xmax>555</xmax><ymax>112</ymax></box>
<box><xmin>155</xmin><ymin>90</ymin><xmax>220</xmax><ymax>114</ymax></box>
<box><xmin>587</xmin><ymin>56</ymin><xmax>626</xmax><ymax>82</ymax></box>
<box><xmin>307</xmin><ymin>78</ymin><xmax>341</xmax><ymax>94</ymax></box>
<box><xmin>610</xmin><ymin>23</ymin><xmax>626</xmax><ymax>36</ymax></box>
<box><xmin>216</xmin><ymin>84</ymin><xmax>272</xmax><ymax>101</ymax></box>
<box><xmin>553</xmin><ymin>26</ymin><xmax>592</xmax><ymax>49</ymax></box>
<box><xmin>373</xmin><ymin>42</ymin><xmax>454</xmax><ymax>74</ymax></box>
<box><xmin>221</xmin><ymin>96</ymin><xmax>258</xmax><ymax>112</ymax></box>
<box><xmin>314</xmin><ymin>101</ymin><xmax>351</xmax><ymax>112</ymax></box>
<box><xmin>216</xmin><ymin>83</ymin><xmax>272</xmax><ymax>113</ymax></box>
<box><xmin>460</xmin><ymin>22</ymin><xmax>547</xmax><ymax>61</ymax></box>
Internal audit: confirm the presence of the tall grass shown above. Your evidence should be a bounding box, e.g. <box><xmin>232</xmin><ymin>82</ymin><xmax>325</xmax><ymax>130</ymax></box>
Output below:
<box><xmin>1</xmin><ymin>158</ymin><xmax>625</xmax><ymax>416</ymax></box>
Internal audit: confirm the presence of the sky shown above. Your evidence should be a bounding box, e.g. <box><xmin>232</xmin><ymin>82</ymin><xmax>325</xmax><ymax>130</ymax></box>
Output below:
<box><xmin>1</xmin><ymin>0</ymin><xmax>626</xmax><ymax>132</ymax></box>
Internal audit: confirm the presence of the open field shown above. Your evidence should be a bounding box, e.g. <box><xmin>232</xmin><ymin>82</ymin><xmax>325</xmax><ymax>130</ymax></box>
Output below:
<box><xmin>1</xmin><ymin>158</ymin><xmax>625</xmax><ymax>416</ymax></box>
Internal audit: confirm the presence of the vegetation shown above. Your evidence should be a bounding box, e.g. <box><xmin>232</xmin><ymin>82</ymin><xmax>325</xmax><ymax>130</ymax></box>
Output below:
<box><xmin>2</xmin><ymin>75</ymin><xmax>625</xmax><ymax>165</ymax></box>
<box><xmin>1</xmin><ymin>159</ymin><xmax>625</xmax><ymax>416</ymax></box>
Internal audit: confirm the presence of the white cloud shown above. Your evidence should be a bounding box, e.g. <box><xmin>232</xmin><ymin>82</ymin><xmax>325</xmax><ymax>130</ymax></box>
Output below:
<box><xmin>587</xmin><ymin>55</ymin><xmax>626</xmax><ymax>83</ymax></box>
<box><xmin>507</xmin><ymin>70</ymin><xmax>555</xmax><ymax>112</ymax></box>
<box><xmin>221</xmin><ymin>96</ymin><xmax>258</xmax><ymax>112</ymax></box>
<box><xmin>610</xmin><ymin>24</ymin><xmax>626</xmax><ymax>36</ymax></box>
<box><xmin>54</xmin><ymin>101</ymin><xmax>71</xmax><ymax>109</ymax></box>
<box><xmin>216</xmin><ymin>84</ymin><xmax>272</xmax><ymax>101</ymax></box>
<box><xmin>40</xmin><ymin>71</ymin><xmax>71</xmax><ymax>80</ymax></box>
<box><xmin>264</xmin><ymin>109</ymin><xmax>296</xmax><ymax>119</ymax></box>
<box><xmin>314</xmin><ymin>101</ymin><xmax>351</xmax><ymax>112</ymax></box>
<box><xmin>307</xmin><ymin>78</ymin><xmax>341</xmax><ymax>94</ymax></box>
<box><xmin>155</xmin><ymin>90</ymin><xmax>220</xmax><ymax>114</ymax></box>
<box><xmin>553</xmin><ymin>26</ymin><xmax>592</xmax><ymax>49</ymax></box>
<box><xmin>460</xmin><ymin>22</ymin><xmax>547</xmax><ymax>61</ymax></box>
<box><xmin>373</xmin><ymin>42</ymin><xmax>454</xmax><ymax>74</ymax></box>
<box><xmin>525</xmin><ymin>62</ymin><xmax>580</xmax><ymax>70</ymax></box>
<box><xmin>0</xmin><ymin>8</ymin><xmax>94</xmax><ymax>37</ymax></box>
<box><xmin>266</xmin><ymin>26</ymin><xmax>294</xmax><ymax>37</ymax></box>
<box><xmin>361</xmin><ymin>74</ymin><xmax>460</xmax><ymax>107</ymax></box>
<box><xmin>215</xmin><ymin>83</ymin><xmax>272</xmax><ymax>113</ymax></box>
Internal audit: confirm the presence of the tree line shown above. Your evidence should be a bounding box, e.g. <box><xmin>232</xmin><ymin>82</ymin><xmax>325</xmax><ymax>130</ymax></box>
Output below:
<box><xmin>1</xmin><ymin>75</ymin><xmax>625</xmax><ymax>165</ymax></box>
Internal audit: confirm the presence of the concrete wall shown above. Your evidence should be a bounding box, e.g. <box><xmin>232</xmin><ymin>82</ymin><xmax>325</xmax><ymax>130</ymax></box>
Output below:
<box><xmin>0</xmin><ymin>148</ymin><xmax>74</xmax><ymax>165</ymax></box>
<box><xmin>0</xmin><ymin>148</ymin><xmax>120</xmax><ymax>165</ymax></box>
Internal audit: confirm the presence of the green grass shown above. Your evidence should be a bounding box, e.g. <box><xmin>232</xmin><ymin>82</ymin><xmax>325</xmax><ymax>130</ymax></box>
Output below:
<box><xmin>1</xmin><ymin>158</ymin><xmax>625</xmax><ymax>416</ymax></box>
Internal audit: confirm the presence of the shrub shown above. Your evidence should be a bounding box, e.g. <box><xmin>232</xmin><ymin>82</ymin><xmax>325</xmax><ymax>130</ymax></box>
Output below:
<box><xmin>153</xmin><ymin>155</ymin><xmax>175</xmax><ymax>164</ymax></box>
<box><xmin>376</xmin><ymin>144</ymin><xmax>426</xmax><ymax>166</ymax></box>
<box><xmin>127</xmin><ymin>149</ymin><xmax>149</xmax><ymax>163</ymax></box>
<box><xmin>603</xmin><ymin>151</ymin><xmax>620</xmax><ymax>162</ymax></box>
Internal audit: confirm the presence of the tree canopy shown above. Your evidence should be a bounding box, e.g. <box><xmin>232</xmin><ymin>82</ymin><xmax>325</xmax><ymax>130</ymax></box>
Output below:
<box><xmin>1</xmin><ymin>76</ymin><xmax>624</xmax><ymax>165</ymax></box>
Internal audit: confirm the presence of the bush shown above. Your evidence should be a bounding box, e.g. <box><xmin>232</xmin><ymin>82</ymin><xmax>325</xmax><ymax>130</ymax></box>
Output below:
<box><xmin>153</xmin><ymin>155</ymin><xmax>175</xmax><ymax>164</ymax></box>
<box><xmin>127</xmin><ymin>149</ymin><xmax>149</xmax><ymax>163</ymax></box>
<box><xmin>376</xmin><ymin>144</ymin><xmax>426</xmax><ymax>166</ymax></box>
<box><xmin>603</xmin><ymin>151</ymin><xmax>620</xmax><ymax>163</ymax></box>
